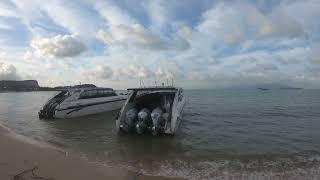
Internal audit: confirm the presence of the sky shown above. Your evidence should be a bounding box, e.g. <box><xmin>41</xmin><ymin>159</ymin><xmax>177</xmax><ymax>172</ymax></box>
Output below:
<box><xmin>0</xmin><ymin>0</ymin><xmax>319</xmax><ymax>89</ymax></box>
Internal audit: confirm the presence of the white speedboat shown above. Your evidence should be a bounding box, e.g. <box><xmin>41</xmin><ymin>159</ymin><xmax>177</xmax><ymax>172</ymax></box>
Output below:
<box><xmin>116</xmin><ymin>86</ymin><xmax>185</xmax><ymax>135</ymax></box>
<box><xmin>39</xmin><ymin>87</ymin><xmax>127</xmax><ymax>119</ymax></box>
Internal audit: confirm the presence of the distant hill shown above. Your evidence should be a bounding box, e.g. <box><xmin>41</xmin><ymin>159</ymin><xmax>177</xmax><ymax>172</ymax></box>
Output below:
<box><xmin>54</xmin><ymin>84</ymin><xmax>96</xmax><ymax>90</ymax></box>
<box><xmin>0</xmin><ymin>80</ymin><xmax>98</xmax><ymax>92</ymax></box>
<box><xmin>0</xmin><ymin>80</ymin><xmax>40</xmax><ymax>91</ymax></box>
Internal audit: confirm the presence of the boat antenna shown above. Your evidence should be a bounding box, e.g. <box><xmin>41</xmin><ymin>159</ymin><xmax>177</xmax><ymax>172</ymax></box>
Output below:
<box><xmin>171</xmin><ymin>78</ymin><xmax>174</xmax><ymax>87</ymax></box>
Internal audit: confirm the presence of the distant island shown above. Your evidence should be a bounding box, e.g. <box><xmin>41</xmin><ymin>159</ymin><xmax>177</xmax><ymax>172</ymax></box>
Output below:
<box><xmin>279</xmin><ymin>87</ymin><xmax>303</xmax><ymax>90</ymax></box>
<box><xmin>0</xmin><ymin>80</ymin><xmax>96</xmax><ymax>92</ymax></box>
<box><xmin>257</xmin><ymin>86</ymin><xmax>303</xmax><ymax>90</ymax></box>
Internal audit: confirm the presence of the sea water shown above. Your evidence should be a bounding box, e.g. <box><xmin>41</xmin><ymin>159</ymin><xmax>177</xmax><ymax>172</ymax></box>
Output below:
<box><xmin>0</xmin><ymin>89</ymin><xmax>320</xmax><ymax>179</ymax></box>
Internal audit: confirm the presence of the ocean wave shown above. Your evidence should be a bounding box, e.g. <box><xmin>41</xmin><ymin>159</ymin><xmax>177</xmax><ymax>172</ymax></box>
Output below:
<box><xmin>119</xmin><ymin>152</ymin><xmax>320</xmax><ymax>180</ymax></box>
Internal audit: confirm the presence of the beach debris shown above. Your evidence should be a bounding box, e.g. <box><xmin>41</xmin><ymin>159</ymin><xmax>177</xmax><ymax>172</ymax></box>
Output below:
<box><xmin>132</xmin><ymin>171</ymin><xmax>143</xmax><ymax>180</ymax></box>
<box><xmin>11</xmin><ymin>166</ymin><xmax>54</xmax><ymax>180</ymax></box>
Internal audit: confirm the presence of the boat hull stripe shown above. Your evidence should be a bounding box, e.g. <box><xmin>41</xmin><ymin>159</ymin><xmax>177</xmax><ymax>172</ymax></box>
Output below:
<box><xmin>56</xmin><ymin>98</ymin><xmax>126</xmax><ymax>111</ymax></box>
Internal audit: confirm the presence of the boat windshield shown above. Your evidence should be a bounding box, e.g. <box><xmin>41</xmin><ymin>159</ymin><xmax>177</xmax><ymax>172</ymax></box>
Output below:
<box><xmin>79</xmin><ymin>89</ymin><xmax>117</xmax><ymax>99</ymax></box>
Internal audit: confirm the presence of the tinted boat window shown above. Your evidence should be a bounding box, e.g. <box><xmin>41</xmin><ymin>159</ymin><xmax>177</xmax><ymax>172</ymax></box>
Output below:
<box><xmin>79</xmin><ymin>89</ymin><xmax>117</xmax><ymax>99</ymax></box>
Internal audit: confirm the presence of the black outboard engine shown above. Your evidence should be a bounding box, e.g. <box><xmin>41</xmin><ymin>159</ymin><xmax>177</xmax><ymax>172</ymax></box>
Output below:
<box><xmin>38</xmin><ymin>91</ymin><xmax>68</xmax><ymax>119</ymax></box>
<box><xmin>151</xmin><ymin>107</ymin><xmax>163</xmax><ymax>135</ymax></box>
<box><xmin>136</xmin><ymin>108</ymin><xmax>151</xmax><ymax>134</ymax></box>
<box><xmin>122</xmin><ymin>108</ymin><xmax>138</xmax><ymax>132</ymax></box>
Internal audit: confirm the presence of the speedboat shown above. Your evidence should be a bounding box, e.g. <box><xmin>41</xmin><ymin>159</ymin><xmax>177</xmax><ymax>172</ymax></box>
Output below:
<box><xmin>116</xmin><ymin>86</ymin><xmax>185</xmax><ymax>135</ymax></box>
<box><xmin>39</xmin><ymin>87</ymin><xmax>127</xmax><ymax>119</ymax></box>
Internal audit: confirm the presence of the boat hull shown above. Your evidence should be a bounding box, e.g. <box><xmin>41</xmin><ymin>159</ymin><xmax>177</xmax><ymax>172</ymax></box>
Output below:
<box><xmin>54</xmin><ymin>98</ymin><xmax>126</xmax><ymax>118</ymax></box>
<box><xmin>116</xmin><ymin>87</ymin><xmax>186</xmax><ymax>135</ymax></box>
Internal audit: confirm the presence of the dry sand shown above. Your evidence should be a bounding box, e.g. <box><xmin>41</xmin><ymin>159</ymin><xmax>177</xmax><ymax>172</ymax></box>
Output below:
<box><xmin>0</xmin><ymin>124</ymin><xmax>183</xmax><ymax>180</ymax></box>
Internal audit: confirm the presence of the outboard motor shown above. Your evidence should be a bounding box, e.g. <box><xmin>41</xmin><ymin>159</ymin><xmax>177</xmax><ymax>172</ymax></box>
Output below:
<box><xmin>136</xmin><ymin>108</ymin><xmax>151</xmax><ymax>134</ymax></box>
<box><xmin>38</xmin><ymin>91</ymin><xmax>68</xmax><ymax>119</ymax></box>
<box><xmin>151</xmin><ymin>107</ymin><xmax>163</xmax><ymax>135</ymax></box>
<box><xmin>124</xmin><ymin>108</ymin><xmax>138</xmax><ymax>132</ymax></box>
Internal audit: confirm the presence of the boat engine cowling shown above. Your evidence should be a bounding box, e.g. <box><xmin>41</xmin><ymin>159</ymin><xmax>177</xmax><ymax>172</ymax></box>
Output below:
<box><xmin>124</xmin><ymin>108</ymin><xmax>138</xmax><ymax>131</ymax></box>
<box><xmin>151</xmin><ymin>107</ymin><xmax>163</xmax><ymax>135</ymax></box>
<box><xmin>135</xmin><ymin>108</ymin><xmax>151</xmax><ymax>134</ymax></box>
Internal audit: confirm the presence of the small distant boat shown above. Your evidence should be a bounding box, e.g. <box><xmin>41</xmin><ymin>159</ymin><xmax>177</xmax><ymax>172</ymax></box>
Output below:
<box><xmin>39</xmin><ymin>87</ymin><xmax>127</xmax><ymax>119</ymax></box>
<box><xmin>258</xmin><ymin>88</ymin><xmax>269</xmax><ymax>91</ymax></box>
<box><xmin>116</xmin><ymin>86</ymin><xmax>186</xmax><ymax>135</ymax></box>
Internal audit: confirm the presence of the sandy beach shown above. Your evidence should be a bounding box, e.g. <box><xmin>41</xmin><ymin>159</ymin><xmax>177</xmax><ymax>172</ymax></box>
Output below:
<box><xmin>0</xmin><ymin>124</ymin><xmax>182</xmax><ymax>180</ymax></box>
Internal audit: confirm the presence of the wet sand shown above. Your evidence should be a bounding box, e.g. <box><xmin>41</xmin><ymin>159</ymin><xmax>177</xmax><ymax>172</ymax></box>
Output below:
<box><xmin>0</xmin><ymin>124</ymin><xmax>182</xmax><ymax>180</ymax></box>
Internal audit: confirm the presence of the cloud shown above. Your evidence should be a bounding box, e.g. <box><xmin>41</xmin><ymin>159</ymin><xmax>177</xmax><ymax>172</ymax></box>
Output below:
<box><xmin>197</xmin><ymin>2</ymin><xmax>304</xmax><ymax>46</ymax></box>
<box><xmin>187</xmin><ymin>70</ymin><xmax>211</xmax><ymax>81</ymax></box>
<box><xmin>1</xmin><ymin>0</ymin><xmax>320</xmax><ymax>88</ymax></box>
<box><xmin>208</xmin><ymin>58</ymin><xmax>220</xmax><ymax>65</ymax></box>
<box><xmin>97</xmin><ymin>24</ymin><xmax>189</xmax><ymax>51</ymax></box>
<box><xmin>0</xmin><ymin>1</ymin><xmax>18</xmax><ymax>18</ymax></box>
<box><xmin>87</xmin><ymin>65</ymin><xmax>114</xmax><ymax>79</ymax></box>
<box><xmin>0</xmin><ymin>62</ymin><xmax>20</xmax><ymax>80</ymax></box>
<box><xmin>115</xmin><ymin>64</ymin><xmax>154</xmax><ymax>79</ymax></box>
<box><xmin>285</xmin><ymin>0</ymin><xmax>320</xmax><ymax>39</ymax></box>
<box><xmin>92</xmin><ymin>0</ymin><xmax>134</xmax><ymax>26</ymax></box>
<box><xmin>0</xmin><ymin>19</ymin><xmax>13</xmax><ymax>30</ymax></box>
<box><xmin>155</xmin><ymin>62</ymin><xmax>185</xmax><ymax>80</ymax></box>
<box><xmin>144</xmin><ymin>0</ymin><xmax>169</xmax><ymax>33</ymax></box>
<box><xmin>31</xmin><ymin>34</ymin><xmax>87</xmax><ymax>58</ymax></box>
<box><xmin>23</xmin><ymin>51</ymin><xmax>33</xmax><ymax>61</ymax></box>
<box><xmin>9</xmin><ymin>0</ymin><xmax>102</xmax><ymax>38</ymax></box>
<box><xmin>86</xmin><ymin>64</ymin><xmax>154</xmax><ymax>81</ymax></box>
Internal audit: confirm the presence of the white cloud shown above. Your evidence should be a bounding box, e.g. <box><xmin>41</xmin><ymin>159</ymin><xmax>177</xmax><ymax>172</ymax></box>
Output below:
<box><xmin>208</xmin><ymin>58</ymin><xmax>220</xmax><ymax>65</ymax></box>
<box><xmin>87</xmin><ymin>65</ymin><xmax>114</xmax><ymax>79</ymax></box>
<box><xmin>23</xmin><ymin>51</ymin><xmax>33</xmax><ymax>61</ymax></box>
<box><xmin>0</xmin><ymin>62</ymin><xmax>20</xmax><ymax>80</ymax></box>
<box><xmin>1</xmin><ymin>0</ymin><xmax>320</xmax><ymax>88</ymax></box>
<box><xmin>115</xmin><ymin>64</ymin><xmax>154</xmax><ymax>79</ymax></box>
<box><xmin>41</xmin><ymin>1</ymin><xmax>101</xmax><ymax>37</ymax></box>
<box><xmin>155</xmin><ymin>62</ymin><xmax>185</xmax><ymax>80</ymax></box>
<box><xmin>9</xmin><ymin>0</ymin><xmax>102</xmax><ymax>38</ymax></box>
<box><xmin>0</xmin><ymin>20</ymin><xmax>13</xmax><ymax>30</ymax></box>
<box><xmin>156</xmin><ymin>67</ymin><xmax>174</xmax><ymax>79</ymax></box>
<box><xmin>197</xmin><ymin>2</ymin><xmax>304</xmax><ymax>46</ymax></box>
<box><xmin>85</xmin><ymin>64</ymin><xmax>154</xmax><ymax>81</ymax></box>
<box><xmin>145</xmin><ymin>0</ymin><xmax>169</xmax><ymax>33</ymax></box>
<box><xmin>285</xmin><ymin>0</ymin><xmax>320</xmax><ymax>39</ymax></box>
<box><xmin>97</xmin><ymin>24</ymin><xmax>189</xmax><ymax>51</ymax></box>
<box><xmin>92</xmin><ymin>0</ymin><xmax>134</xmax><ymax>26</ymax></box>
<box><xmin>31</xmin><ymin>34</ymin><xmax>87</xmax><ymax>58</ymax></box>
<box><xmin>0</xmin><ymin>2</ymin><xmax>18</xmax><ymax>18</ymax></box>
<box><xmin>187</xmin><ymin>70</ymin><xmax>211</xmax><ymax>81</ymax></box>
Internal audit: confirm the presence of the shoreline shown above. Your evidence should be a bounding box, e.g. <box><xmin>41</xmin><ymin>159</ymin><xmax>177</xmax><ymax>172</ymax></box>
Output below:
<box><xmin>0</xmin><ymin>124</ymin><xmax>182</xmax><ymax>180</ymax></box>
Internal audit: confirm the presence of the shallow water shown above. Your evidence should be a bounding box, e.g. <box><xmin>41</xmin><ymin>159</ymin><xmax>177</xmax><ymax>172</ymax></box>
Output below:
<box><xmin>1</xmin><ymin>89</ymin><xmax>320</xmax><ymax>179</ymax></box>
